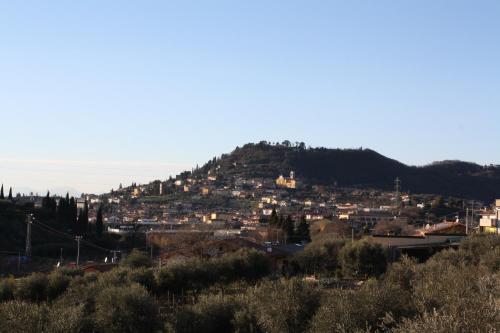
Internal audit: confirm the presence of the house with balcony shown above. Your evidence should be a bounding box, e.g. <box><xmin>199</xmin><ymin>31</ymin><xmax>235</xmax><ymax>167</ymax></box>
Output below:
<box><xmin>479</xmin><ymin>199</ymin><xmax>500</xmax><ymax>234</ymax></box>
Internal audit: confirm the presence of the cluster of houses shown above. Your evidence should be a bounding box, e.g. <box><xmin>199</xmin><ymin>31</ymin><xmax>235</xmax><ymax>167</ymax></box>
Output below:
<box><xmin>96</xmin><ymin>170</ymin><xmax>416</xmax><ymax>237</ymax></box>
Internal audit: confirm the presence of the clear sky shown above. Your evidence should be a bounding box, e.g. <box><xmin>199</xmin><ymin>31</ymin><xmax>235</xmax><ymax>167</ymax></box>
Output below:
<box><xmin>0</xmin><ymin>1</ymin><xmax>499</xmax><ymax>194</ymax></box>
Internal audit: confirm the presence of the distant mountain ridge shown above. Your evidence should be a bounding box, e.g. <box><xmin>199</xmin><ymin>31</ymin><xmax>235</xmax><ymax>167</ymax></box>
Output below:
<box><xmin>196</xmin><ymin>142</ymin><xmax>500</xmax><ymax>201</ymax></box>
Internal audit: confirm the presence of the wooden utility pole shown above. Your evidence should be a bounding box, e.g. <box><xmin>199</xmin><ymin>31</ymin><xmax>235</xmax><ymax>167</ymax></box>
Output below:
<box><xmin>25</xmin><ymin>214</ymin><xmax>33</xmax><ymax>257</ymax></box>
<box><xmin>466</xmin><ymin>207</ymin><xmax>469</xmax><ymax>235</ymax></box>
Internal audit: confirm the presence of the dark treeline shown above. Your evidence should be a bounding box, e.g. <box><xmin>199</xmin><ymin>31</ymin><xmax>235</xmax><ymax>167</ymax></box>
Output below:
<box><xmin>37</xmin><ymin>192</ymin><xmax>102</xmax><ymax>237</ymax></box>
<box><xmin>0</xmin><ymin>197</ymin><xmax>115</xmax><ymax>260</ymax></box>
<box><xmin>265</xmin><ymin>209</ymin><xmax>311</xmax><ymax>243</ymax></box>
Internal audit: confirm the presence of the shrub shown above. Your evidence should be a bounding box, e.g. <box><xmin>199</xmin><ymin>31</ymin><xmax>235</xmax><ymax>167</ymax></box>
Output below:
<box><xmin>128</xmin><ymin>268</ymin><xmax>157</xmax><ymax>292</ymax></box>
<box><xmin>168</xmin><ymin>294</ymin><xmax>242</xmax><ymax>333</ymax></box>
<box><xmin>294</xmin><ymin>238</ymin><xmax>346</xmax><ymax>274</ymax></box>
<box><xmin>157</xmin><ymin>249</ymin><xmax>270</xmax><ymax>294</ymax></box>
<box><xmin>383</xmin><ymin>255</ymin><xmax>418</xmax><ymax>291</ymax></box>
<box><xmin>412</xmin><ymin>260</ymin><xmax>500</xmax><ymax>328</ymax></box>
<box><xmin>98</xmin><ymin>267</ymin><xmax>130</xmax><ymax>287</ymax></box>
<box><xmin>459</xmin><ymin>234</ymin><xmax>500</xmax><ymax>259</ymax></box>
<box><xmin>16</xmin><ymin>272</ymin><xmax>48</xmax><ymax>302</ymax></box>
<box><xmin>45</xmin><ymin>302</ymin><xmax>87</xmax><ymax>333</ymax></box>
<box><xmin>309</xmin><ymin>279</ymin><xmax>415</xmax><ymax>333</ymax></box>
<box><xmin>0</xmin><ymin>300</ymin><xmax>47</xmax><ymax>333</ymax></box>
<box><xmin>0</xmin><ymin>277</ymin><xmax>16</xmax><ymax>302</ymax></box>
<box><xmin>94</xmin><ymin>283</ymin><xmax>160</xmax><ymax>333</ymax></box>
<box><xmin>479</xmin><ymin>246</ymin><xmax>500</xmax><ymax>272</ymax></box>
<box><xmin>122</xmin><ymin>249</ymin><xmax>151</xmax><ymax>268</ymax></box>
<box><xmin>248</xmin><ymin>279</ymin><xmax>321</xmax><ymax>333</ymax></box>
<box><xmin>52</xmin><ymin>280</ymin><xmax>99</xmax><ymax>331</ymax></box>
<box><xmin>59</xmin><ymin>267</ymin><xmax>84</xmax><ymax>277</ymax></box>
<box><xmin>392</xmin><ymin>308</ymin><xmax>500</xmax><ymax>333</ymax></box>
<box><xmin>47</xmin><ymin>271</ymin><xmax>70</xmax><ymax>301</ymax></box>
<box><xmin>338</xmin><ymin>240</ymin><xmax>387</xmax><ymax>278</ymax></box>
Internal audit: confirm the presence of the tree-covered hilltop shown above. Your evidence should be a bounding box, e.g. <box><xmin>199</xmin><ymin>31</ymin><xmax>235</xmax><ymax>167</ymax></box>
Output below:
<box><xmin>196</xmin><ymin>141</ymin><xmax>500</xmax><ymax>201</ymax></box>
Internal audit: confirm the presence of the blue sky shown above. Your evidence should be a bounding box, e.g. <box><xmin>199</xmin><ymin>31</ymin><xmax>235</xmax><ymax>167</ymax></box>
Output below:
<box><xmin>0</xmin><ymin>1</ymin><xmax>499</xmax><ymax>194</ymax></box>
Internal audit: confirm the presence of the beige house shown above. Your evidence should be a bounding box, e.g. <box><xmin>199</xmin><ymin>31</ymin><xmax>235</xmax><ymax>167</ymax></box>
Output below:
<box><xmin>276</xmin><ymin>171</ymin><xmax>297</xmax><ymax>189</ymax></box>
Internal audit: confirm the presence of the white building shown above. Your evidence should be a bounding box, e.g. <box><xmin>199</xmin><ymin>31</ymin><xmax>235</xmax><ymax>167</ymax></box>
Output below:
<box><xmin>479</xmin><ymin>200</ymin><xmax>500</xmax><ymax>234</ymax></box>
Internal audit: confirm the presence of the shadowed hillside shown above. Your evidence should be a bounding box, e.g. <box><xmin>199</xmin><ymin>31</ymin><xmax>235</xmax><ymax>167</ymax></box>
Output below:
<box><xmin>197</xmin><ymin>142</ymin><xmax>500</xmax><ymax>201</ymax></box>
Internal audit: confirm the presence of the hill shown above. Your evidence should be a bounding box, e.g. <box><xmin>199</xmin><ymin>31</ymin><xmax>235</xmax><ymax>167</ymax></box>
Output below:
<box><xmin>196</xmin><ymin>142</ymin><xmax>500</xmax><ymax>201</ymax></box>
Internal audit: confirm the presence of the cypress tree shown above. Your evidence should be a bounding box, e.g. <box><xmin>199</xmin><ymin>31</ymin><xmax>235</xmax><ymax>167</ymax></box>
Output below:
<box><xmin>69</xmin><ymin>197</ymin><xmax>77</xmax><ymax>231</ymax></box>
<box><xmin>296</xmin><ymin>215</ymin><xmax>311</xmax><ymax>242</ymax></box>
<box><xmin>42</xmin><ymin>191</ymin><xmax>51</xmax><ymax>209</ymax></box>
<box><xmin>0</xmin><ymin>184</ymin><xmax>4</xmax><ymax>199</ymax></box>
<box><xmin>83</xmin><ymin>200</ymin><xmax>89</xmax><ymax>232</ymax></box>
<box><xmin>278</xmin><ymin>214</ymin><xmax>285</xmax><ymax>228</ymax></box>
<box><xmin>7</xmin><ymin>187</ymin><xmax>12</xmax><ymax>201</ymax></box>
<box><xmin>96</xmin><ymin>204</ymin><xmax>103</xmax><ymax>236</ymax></box>
<box><xmin>283</xmin><ymin>215</ymin><xmax>295</xmax><ymax>243</ymax></box>
<box><xmin>57</xmin><ymin>195</ymin><xmax>67</xmax><ymax>226</ymax></box>
<box><xmin>269</xmin><ymin>208</ymin><xmax>278</xmax><ymax>226</ymax></box>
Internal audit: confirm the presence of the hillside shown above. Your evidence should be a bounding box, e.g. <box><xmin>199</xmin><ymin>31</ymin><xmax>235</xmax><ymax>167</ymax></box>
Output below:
<box><xmin>196</xmin><ymin>142</ymin><xmax>500</xmax><ymax>201</ymax></box>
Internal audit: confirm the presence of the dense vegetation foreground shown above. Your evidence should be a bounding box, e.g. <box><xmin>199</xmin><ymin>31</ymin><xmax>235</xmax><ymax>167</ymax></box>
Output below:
<box><xmin>0</xmin><ymin>235</ymin><xmax>499</xmax><ymax>333</ymax></box>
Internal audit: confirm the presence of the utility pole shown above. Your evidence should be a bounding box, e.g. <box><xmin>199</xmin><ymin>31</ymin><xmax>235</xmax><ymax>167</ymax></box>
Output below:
<box><xmin>394</xmin><ymin>177</ymin><xmax>401</xmax><ymax>213</ymax></box>
<box><xmin>59</xmin><ymin>247</ymin><xmax>64</xmax><ymax>264</ymax></box>
<box><xmin>75</xmin><ymin>236</ymin><xmax>82</xmax><ymax>268</ymax></box>
<box><xmin>466</xmin><ymin>207</ymin><xmax>469</xmax><ymax>235</ymax></box>
<box><xmin>25</xmin><ymin>214</ymin><xmax>33</xmax><ymax>257</ymax></box>
<box><xmin>496</xmin><ymin>207</ymin><xmax>499</xmax><ymax>235</ymax></box>
<box><xmin>111</xmin><ymin>250</ymin><xmax>120</xmax><ymax>263</ymax></box>
<box><xmin>471</xmin><ymin>201</ymin><xmax>475</xmax><ymax>232</ymax></box>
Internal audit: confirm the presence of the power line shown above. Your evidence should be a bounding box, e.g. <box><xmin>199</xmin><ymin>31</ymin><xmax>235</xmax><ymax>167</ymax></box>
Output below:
<box><xmin>31</xmin><ymin>219</ymin><xmax>114</xmax><ymax>253</ymax></box>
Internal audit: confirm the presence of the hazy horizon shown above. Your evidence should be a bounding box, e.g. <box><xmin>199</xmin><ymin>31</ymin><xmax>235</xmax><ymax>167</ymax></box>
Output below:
<box><xmin>1</xmin><ymin>1</ymin><xmax>499</xmax><ymax>193</ymax></box>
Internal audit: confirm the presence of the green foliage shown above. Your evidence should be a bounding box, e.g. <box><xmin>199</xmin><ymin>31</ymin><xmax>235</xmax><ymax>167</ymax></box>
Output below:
<box><xmin>269</xmin><ymin>208</ymin><xmax>278</xmax><ymax>226</ymax></box>
<box><xmin>44</xmin><ymin>301</ymin><xmax>87</xmax><ymax>333</ymax></box>
<box><xmin>0</xmin><ymin>301</ymin><xmax>47</xmax><ymax>333</ymax></box>
<box><xmin>232</xmin><ymin>307</ymin><xmax>262</xmax><ymax>333</ymax></box>
<box><xmin>295</xmin><ymin>215</ymin><xmax>311</xmax><ymax>242</ymax></box>
<box><xmin>59</xmin><ymin>267</ymin><xmax>85</xmax><ymax>277</ymax></box>
<box><xmin>0</xmin><ymin>277</ymin><xmax>16</xmax><ymax>302</ymax></box>
<box><xmin>128</xmin><ymin>268</ymin><xmax>157</xmax><ymax>292</ymax></box>
<box><xmin>382</xmin><ymin>255</ymin><xmax>418</xmax><ymax>291</ymax></box>
<box><xmin>47</xmin><ymin>271</ymin><xmax>70</xmax><ymax>301</ymax></box>
<box><xmin>198</xmin><ymin>142</ymin><xmax>500</xmax><ymax>200</ymax></box>
<box><xmin>16</xmin><ymin>272</ymin><xmax>48</xmax><ymax>302</ymax></box>
<box><xmin>295</xmin><ymin>237</ymin><xmax>346</xmax><ymax>274</ymax></box>
<box><xmin>338</xmin><ymin>240</ymin><xmax>387</xmax><ymax>278</ymax></box>
<box><xmin>392</xmin><ymin>308</ymin><xmax>500</xmax><ymax>333</ymax></box>
<box><xmin>96</xmin><ymin>204</ymin><xmax>103</xmax><ymax>236</ymax></box>
<box><xmin>0</xmin><ymin>233</ymin><xmax>498</xmax><ymax>333</ymax></box>
<box><xmin>310</xmin><ymin>279</ymin><xmax>415</xmax><ymax>333</ymax></box>
<box><xmin>157</xmin><ymin>249</ymin><xmax>270</xmax><ymax>294</ymax></box>
<box><xmin>168</xmin><ymin>294</ymin><xmax>242</xmax><ymax>333</ymax></box>
<box><xmin>122</xmin><ymin>249</ymin><xmax>152</xmax><ymax>268</ymax></box>
<box><xmin>283</xmin><ymin>215</ymin><xmax>295</xmax><ymax>241</ymax></box>
<box><xmin>247</xmin><ymin>279</ymin><xmax>321</xmax><ymax>333</ymax></box>
<box><xmin>94</xmin><ymin>283</ymin><xmax>160</xmax><ymax>333</ymax></box>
